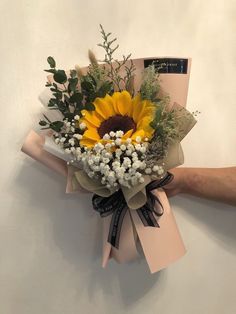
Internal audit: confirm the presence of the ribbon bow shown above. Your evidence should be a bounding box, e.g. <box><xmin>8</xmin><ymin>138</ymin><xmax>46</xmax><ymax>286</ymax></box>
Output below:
<box><xmin>92</xmin><ymin>172</ymin><xmax>174</xmax><ymax>249</ymax></box>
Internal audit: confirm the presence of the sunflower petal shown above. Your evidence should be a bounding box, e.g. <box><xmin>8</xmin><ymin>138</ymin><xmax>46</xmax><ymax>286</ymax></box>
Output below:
<box><xmin>131</xmin><ymin>129</ymin><xmax>146</xmax><ymax>140</ymax></box>
<box><xmin>83</xmin><ymin>128</ymin><xmax>100</xmax><ymax>141</ymax></box>
<box><xmin>137</xmin><ymin>116</ymin><xmax>154</xmax><ymax>133</ymax></box>
<box><xmin>126</xmin><ymin>93</ymin><xmax>137</xmax><ymax>117</ymax></box>
<box><xmin>80</xmin><ymin>138</ymin><xmax>97</xmax><ymax>148</ymax></box>
<box><xmin>117</xmin><ymin>91</ymin><xmax>132</xmax><ymax>116</ymax></box>
<box><xmin>132</xmin><ymin>96</ymin><xmax>146</xmax><ymax>122</ymax></box>
<box><xmin>80</xmin><ymin>91</ymin><xmax>155</xmax><ymax>148</ymax></box>
<box><xmin>94</xmin><ymin>96</ymin><xmax>116</xmax><ymax>119</ymax></box>
<box><xmin>122</xmin><ymin>129</ymin><xmax>134</xmax><ymax>140</ymax></box>
<box><xmin>109</xmin><ymin>92</ymin><xmax>120</xmax><ymax>114</ymax></box>
<box><xmin>82</xmin><ymin>110</ymin><xmax>103</xmax><ymax>128</ymax></box>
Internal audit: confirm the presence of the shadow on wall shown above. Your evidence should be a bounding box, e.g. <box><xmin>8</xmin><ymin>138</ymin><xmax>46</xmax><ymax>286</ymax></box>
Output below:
<box><xmin>15</xmin><ymin>159</ymin><xmax>167</xmax><ymax>307</ymax></box>
<box><xmin>170</xmin><ymin>194</ymin><xmax>236</xmax><ymax>254</ymax></box>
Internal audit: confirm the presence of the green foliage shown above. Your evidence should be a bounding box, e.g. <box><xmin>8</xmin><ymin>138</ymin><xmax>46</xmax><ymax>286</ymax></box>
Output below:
<box><xmin>98</xmin><ymin>24</ymin><xmax>136</xmax><ymax>94</ymax></box>
<box><xmin>41</xmin><ymin>51</ymin><xmax>114</xmax><ymax>132</ymax></box>
<box><xmin>40</xmin><ymin>27</ymin><xmax>170</xmax><ymax>135</ymax></box>
<box><xmin>85</xmin><ymin>103</ymin><xmax>95</xmax><ymax>111</ymax></box>
<box><xmin>96</xmin><ymin>81</ymin><xmax>113</xmax><ymax>97</ymax></box>
<box><xmin>140</xmin><ymin>65</ymin><xmax>160</xmax><ymax>102</ymax></box>
<box><xmin>70</xmin><ymin>92</ymin><xmax>83</xmax><ymax>105</ymax></box>
<box><xmin>38</xmin><ymin>114</ymin><xmax>64</xmax><ymax>132</ymax></box>
<box><xmin>68</xmin><ymin>77</ymin><xmax>78</xmax><ymax>93</ymax></box>
<box><xmin>43</xmin><ymin>58</ymin><xmax>83</xmax><ymax>126</ymax></box>
<box><xmin>70</xmin><ymin>69</ymin><xmax>77</xmax><ymax>78</ymax></box>
<box><xmin>151</xmin><ymin>106</ymin><xmax>177</xmax><ymax>139</ymax></box>
<box><xmin>40</xmin><ymin>26</ymin><xmax>139</xmax><ymax>133</ymax></box>
<box><xmin>86</xmin><ymin>67</ymin><xmax>113</xmax><ymax>97</ymax></box>
<box><xmin>53</xmin><ymin>70</ymin><xmax>67</xmax><ymax>84</ymax></box>
<box><xmin>146</xmin><ymin>102</ymin><xmax>193</xmax><ymax>168</ymax></box>
<box><xmin>80</xmin><ymin>72</ymin><xmax>113</xmax><ymax>104</ymax></box>
<box><xmin>47</xmin><ymin>56</ymin><xmax>56</xmax><ymax>68</ymax></box>
<box><xmin>37</xmin><ymin>26</ymin><xmax>197</xmax><ymax>179</ymax></box>
<box><xmin>39</xmin><ymin>120</ymin><xmax>47</xmax><ymax>126</ymax></box>
<box><xmin>49</xmin><ymin>121</ymin><xmax>64</xmax><ymax>132</ymax></box>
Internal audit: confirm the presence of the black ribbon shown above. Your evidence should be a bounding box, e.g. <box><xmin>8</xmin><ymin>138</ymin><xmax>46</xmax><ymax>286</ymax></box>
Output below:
<box><xmin>92</xmin><ymin>172</ymin><xmax>174</xmax><ymax>249</ymax></box>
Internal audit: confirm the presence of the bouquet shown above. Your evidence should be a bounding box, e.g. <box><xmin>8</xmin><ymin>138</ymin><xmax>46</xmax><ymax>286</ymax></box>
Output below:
<box><xmin>22</xmin><ymin>25</ymin><xmax>197</xmax><ymax>273</ymax></box>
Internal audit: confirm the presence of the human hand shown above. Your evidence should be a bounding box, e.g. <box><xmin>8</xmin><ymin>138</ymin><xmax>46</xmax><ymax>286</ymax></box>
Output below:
<box><xmin>163</xmin><ymin>167</ymin><xmax>236</xmax><ymax>205</ymax></box>
<box><xmin>163</xmin><ymin>168</ymin><xmax>186</xmax><ymax>197</ymax></box>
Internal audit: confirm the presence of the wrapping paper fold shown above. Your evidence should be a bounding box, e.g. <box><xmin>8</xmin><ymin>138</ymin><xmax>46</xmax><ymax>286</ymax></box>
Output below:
<box><xmin>22</xmin><ymin>130</ymin><xmax>187</xmax><ymax>272</ymax></box>
<box><xmin>22</xmin><ymin>57</ymin><xmax>196</xmax><ymax>273</ymax></box>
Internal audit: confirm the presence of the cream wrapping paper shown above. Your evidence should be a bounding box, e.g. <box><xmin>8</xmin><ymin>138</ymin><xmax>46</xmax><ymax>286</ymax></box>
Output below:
<box><xmin>22</xmin><ymin>57</ymin><xmax>196</xmax><ymax>273</ymax></box>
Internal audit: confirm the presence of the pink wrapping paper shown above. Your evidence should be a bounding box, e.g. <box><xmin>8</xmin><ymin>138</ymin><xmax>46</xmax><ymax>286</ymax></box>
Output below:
<box><xmin>102</xmin><ymin>189</ymin><xmax>186</xmax><ymax>273</ymax></box>
<box><xmin>22</xmin><ymin>130</ymin><xmax>67</xmax><ymax>177</ymax></box>
<box><xmin>22</xmin><ymin>57</ymin><xmax>191</xmax><ymax>273</ymax></box>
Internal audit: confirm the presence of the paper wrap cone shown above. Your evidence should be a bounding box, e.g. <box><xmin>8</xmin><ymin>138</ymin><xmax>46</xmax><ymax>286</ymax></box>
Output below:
<box><xmin>22</xmin><ymin>57</ymin><xmax>195</xmax><ymax>273</ymax></box>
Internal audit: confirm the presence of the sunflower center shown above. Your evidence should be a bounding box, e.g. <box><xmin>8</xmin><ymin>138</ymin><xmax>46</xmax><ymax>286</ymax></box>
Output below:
<box><xmin>98</xmin><ymin>115</ymin><xmax>136</xmax><ymax>138</ymax></box>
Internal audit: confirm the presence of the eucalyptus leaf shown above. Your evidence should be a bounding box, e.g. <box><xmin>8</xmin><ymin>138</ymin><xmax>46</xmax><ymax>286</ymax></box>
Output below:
<box><xmin>52</xmin><ymin>92</ymin><xmax>62</xmax><ymax>100</ymax></box>
<box><xmin>85</xmin><ymin>103</ymin><xmax>95</xmax><ymax>111</ymax></box>
<box><xmin>70</xmin><ymin>92</ymin><xmax>83</xmax><ymax>104</ymax></box>
<box><xmin>47</xmin><ymin>56</ymin><xmax>56</xmax><ymax>68</ymax></box>
<box><xmin>68</xmin><ymin>77</ymin><xmax>78</xmax><ymax>92</ymax></box>
<box><xmin>53</xmin><ymin>70</ymin><xmax>67</xmax><ymax>84</ymax></box>
<box><xmin>39</xmin><ymin>120</ymin><xmax>48</xmax><ymax>126</ymax></box>
<box><xmin>64</xmin><ymin>112</ymin><xmax>75</xmax><ymax>120</ymax></box>
<box><xmin>57</xmin><ymin>101</ymin><xmax>67</xmax><ymax>112</ymax></box>
<box><xmin>50</xmin><ymin>87</ymin><xmax>58</xmax><ymax>92</ymax></box>
<box><xmin>44</xmin><ymin>69</ymin><xmax>56</xmax><ymax>74</ymax></box>
<box><xmin>64</xmin><ymin>94</ymin><xmax>70</xmax><ymax>104</ymax></box>
<box><xmin>48</xmin><ymin>98</ymin><xmax>57</xmax><ymax>107</ymax></box>
<box><xmin>49</xmin><ymin>121</ymin><xmax>64</xmax><ymax>132</ymax></box>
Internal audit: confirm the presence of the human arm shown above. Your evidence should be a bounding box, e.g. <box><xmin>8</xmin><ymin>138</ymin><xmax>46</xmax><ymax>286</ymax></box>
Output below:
<box><xmin>164</xmin><ymin>167</ymin><xmax>236</xmax><ymax>206</ymax></box>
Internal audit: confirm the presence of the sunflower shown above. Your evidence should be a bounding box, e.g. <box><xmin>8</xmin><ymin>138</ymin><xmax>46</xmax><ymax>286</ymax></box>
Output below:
<box><xmin>79</xmin><ymin>91</ymin><xmax>156</xmax><ymax>148</ymax></box>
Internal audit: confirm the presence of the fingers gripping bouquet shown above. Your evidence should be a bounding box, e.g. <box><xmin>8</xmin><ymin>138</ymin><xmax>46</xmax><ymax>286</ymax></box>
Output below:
<box><xmin>22</xmin><ymin>25</ymin><xmax>197</xmax><ymax>273</ymax></box>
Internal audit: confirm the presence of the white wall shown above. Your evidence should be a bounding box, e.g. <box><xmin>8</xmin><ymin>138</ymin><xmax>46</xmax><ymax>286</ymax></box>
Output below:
<box><xmin>0</xmin><ymin>1</ymin><xmax>236</xmax><ymax>313</ymax></box>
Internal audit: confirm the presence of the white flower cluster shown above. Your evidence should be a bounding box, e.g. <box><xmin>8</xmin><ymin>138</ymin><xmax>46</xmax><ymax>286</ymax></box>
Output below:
<box><xmin>70</xmin><ymin>130</ymin><xmax>164</xmax><ymax>190</ymax></box>
<box><xmin>54</xmin><ymin>115</ymin><xmax>85</xmax><ymax>153</ymax></box>
<box><xmin>53</xmin><ymin>119</ymin><xmax>165</xmax><ymax>190</ymax></box>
